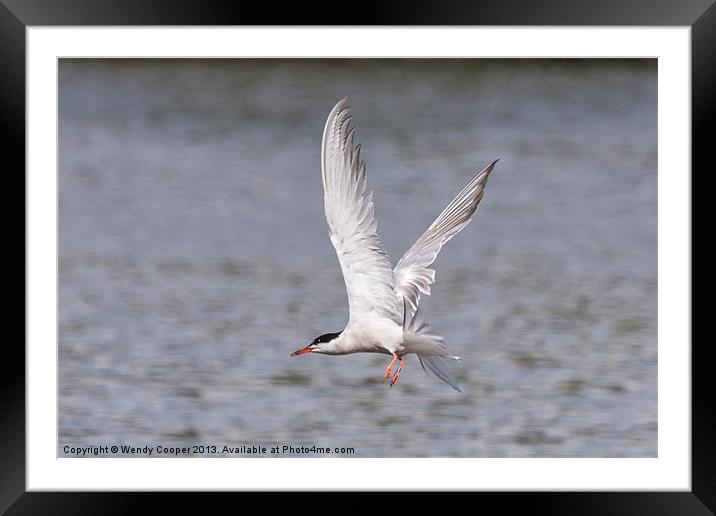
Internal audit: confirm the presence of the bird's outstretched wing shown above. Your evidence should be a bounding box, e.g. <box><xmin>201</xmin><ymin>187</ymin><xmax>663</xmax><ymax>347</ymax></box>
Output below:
<box><xmin>322</xmin><ymin>98</ymin><xmax>400</xmax><ymax>323</ymax></box>
<box><xmin>393</xmin><ymin>160</ymin><xmax>498</xmax><ymax>312</ymax></box>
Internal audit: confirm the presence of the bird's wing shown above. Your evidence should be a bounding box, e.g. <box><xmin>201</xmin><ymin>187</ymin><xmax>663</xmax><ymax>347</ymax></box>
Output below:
<box><xmin>393</xmin><ymin>159</ymin><xmax>498</xmax><ymax>312</ymax></box>
<box><xmin>322</xmin><ymin>98</ymin><xmax>400</xmax><ymax>323</ymax></box>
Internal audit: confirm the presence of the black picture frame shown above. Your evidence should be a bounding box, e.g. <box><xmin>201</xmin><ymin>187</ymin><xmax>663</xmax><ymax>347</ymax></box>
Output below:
<box><xmin>4</xmin><ymin>0</ymin><xmax>706</xmax><ymax>513</ymax></box>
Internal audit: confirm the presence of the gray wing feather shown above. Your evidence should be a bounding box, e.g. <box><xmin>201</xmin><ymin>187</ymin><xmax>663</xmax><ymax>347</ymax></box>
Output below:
<box><xmin>393</xmin><ymin>159</ymin><xmax>499</xmax><ymax>312</ymax></box>
<box><xmin>322</xmin><ymin>98</ymin><xmax>401</xmax><ymax>323</ymax></box>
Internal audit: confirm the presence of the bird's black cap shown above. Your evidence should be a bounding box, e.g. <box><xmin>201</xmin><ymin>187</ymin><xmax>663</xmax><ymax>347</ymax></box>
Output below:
<box><xmin>311</xmin><ymin>331</ymin><xmax>342</xmax><ymax>345</ymax></box>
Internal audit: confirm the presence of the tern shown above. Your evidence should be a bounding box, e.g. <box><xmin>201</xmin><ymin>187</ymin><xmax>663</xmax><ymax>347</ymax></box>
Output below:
<box><xmin>291</xmin><ymin>98</ymin><xmax>498</xmax><ymax>391</ymax></box>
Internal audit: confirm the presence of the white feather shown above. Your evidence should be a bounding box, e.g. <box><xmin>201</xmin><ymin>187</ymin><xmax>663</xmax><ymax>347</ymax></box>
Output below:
<box><xmin>321</xmin><ymin>98</ymin><xmax>401</xmax><ymax>325</ymax></box>
<box><xmin>393</xmin><ymin>159</ymin><xmax>499</xmax><ymax>313</ymax></box>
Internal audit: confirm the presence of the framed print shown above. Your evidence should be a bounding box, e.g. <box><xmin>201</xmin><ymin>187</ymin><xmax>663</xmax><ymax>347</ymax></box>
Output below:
<box><xmin>5</xmin><ymin>0</ymin><xmax>706</xmax><ymax>512</ymax></box>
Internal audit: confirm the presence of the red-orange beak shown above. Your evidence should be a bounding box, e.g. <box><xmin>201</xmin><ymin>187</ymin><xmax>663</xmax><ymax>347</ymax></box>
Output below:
<box><xmin>290</xmin><ymin>346</ymin><xmax>313</xmax><ymax>357</ymax></box>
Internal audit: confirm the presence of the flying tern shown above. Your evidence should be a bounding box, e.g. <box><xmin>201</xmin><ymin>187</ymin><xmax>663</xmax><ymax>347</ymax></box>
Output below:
<box><xmin>291</xmin><ymin>98</ymin><xmax>498</xmax><ymax>391</ymax></box>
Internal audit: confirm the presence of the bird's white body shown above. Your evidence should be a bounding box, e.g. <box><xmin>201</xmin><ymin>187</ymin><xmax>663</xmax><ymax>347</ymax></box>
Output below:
<box><xmin>319</xmin><ymin>317</ymin><xmax>403</xmax><ymax>356</ymax></box>
<box><xmin>293</xmin><ymin>98</ymin><xmax>498</xmax><ymax>391</ymax></box>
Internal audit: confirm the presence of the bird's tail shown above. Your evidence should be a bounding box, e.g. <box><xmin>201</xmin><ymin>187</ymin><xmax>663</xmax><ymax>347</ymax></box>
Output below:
<box><xmin>417</xmin><ymin>355</ymin><xmax>462</xmax><ymax>393</ymax></box>
<box><xmin>402</xmin><ymin>300</ymin><xmax>462</xmax><ymax>392</ymax></box>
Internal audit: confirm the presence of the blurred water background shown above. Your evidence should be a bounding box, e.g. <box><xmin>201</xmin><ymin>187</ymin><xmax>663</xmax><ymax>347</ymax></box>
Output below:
<box><xmin>58</xmin><ymin>59</ymin><xmax>657</xmax><ymax>457</ymax></box>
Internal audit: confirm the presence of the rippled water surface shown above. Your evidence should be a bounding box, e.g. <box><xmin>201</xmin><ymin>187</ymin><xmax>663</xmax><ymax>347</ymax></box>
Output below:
<box><xmin>59</xmin><ymin>59</ymin><xmax>657</xmax><ymax>457</ymax></box>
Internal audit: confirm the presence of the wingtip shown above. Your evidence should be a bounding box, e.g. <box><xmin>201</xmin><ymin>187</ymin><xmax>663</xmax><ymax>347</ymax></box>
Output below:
<box><xmin>334</xmin><ymin>96</ymin><xmax>349</xmax><ymax>111</ymax></box>
<box><xmin>471</xmin><ymin>159</ymin><xmax>499</xmax><ymax>182</ymax></box>
<box><xmin>477</xmin><ymin>158</ymin><xmax>500</xmax><ymax>179</ymax></box>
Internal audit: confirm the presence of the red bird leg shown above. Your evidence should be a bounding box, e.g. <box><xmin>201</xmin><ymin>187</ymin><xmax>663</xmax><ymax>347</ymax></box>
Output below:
<box><xmin>383</xmin><ymin>353</ymin><xmax>398</xmax><ymax>381</ymax></box>
<box><xmin>390</xmin><ymin>358</ymin><xmax>405</xmax><ymax>387</ymax></box>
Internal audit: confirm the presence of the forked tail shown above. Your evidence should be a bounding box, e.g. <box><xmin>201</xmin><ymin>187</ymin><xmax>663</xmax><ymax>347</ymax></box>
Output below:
<box><xmin>402</xmin><ymin>299</ymin><xmax>462</xmax><ymax>392</ymax></box>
